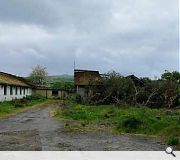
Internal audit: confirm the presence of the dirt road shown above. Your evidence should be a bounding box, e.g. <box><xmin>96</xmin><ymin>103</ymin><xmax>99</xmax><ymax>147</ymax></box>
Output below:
<box><xmin>0</xmin><ymin>105</ymin><xmax>166</xmax><ymax>151</ymax></box>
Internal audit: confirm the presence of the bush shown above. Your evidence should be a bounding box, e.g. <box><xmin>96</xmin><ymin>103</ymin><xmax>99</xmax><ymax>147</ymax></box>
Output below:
<box><xmin>11</xmin><ymin>95</ymin><xmax>45</xmax><ymax>108</ymax></box>
<box><xmin>118</xmin><ymin>117</ymin><xmax>143</xmax><ymax>133</ymax></box>
<box><xmin>76</xmin><ymin>94</ymin><xmax>83</xmax><ymax>103</ymax></box>
<box><xmin>166</xmin><ymin>135</ymin><xmax>179</xmax><ymax>146</ymax></box>
<box><xmin>27</xmin><ymin>95</ymin><xmax>45</xmax><ymax>101</ymax></box>
<box><xmin>11</xmin><ymin>98</ymin><xmax>28</xmax><ymax>108</ymax></box>
<box><xmin>66</xmin><ymin>94</ymin><xmax>76</xmax><ymax>103</ymax></box>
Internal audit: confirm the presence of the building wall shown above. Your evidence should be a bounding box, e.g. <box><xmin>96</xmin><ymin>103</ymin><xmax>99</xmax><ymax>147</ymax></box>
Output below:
<box><xmin>0</xmin><ymin>84</ymin><xmax>32</xmax><ymax>102</ymax></box>
<box><xmin>76</xmin><ymin>85</ymin><xmax>100</xmax><ymax>97</ymax></box>
<box><xmin>33</xmin><ymin>89</ymin><xmax>48</xmax><ymax>98</ymax></box>
<box><xmin>76</xmin><ymin>86</ymin><xmax>86</xmax><ymax>96</ymax></box>
<box><xmin>33</xmin><ymin>89</ymin><xmax>67</xmax><ymax>99</ymax></box>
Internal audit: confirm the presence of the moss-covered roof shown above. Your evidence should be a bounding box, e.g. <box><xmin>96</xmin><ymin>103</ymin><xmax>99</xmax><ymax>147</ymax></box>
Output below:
<box><xmin>0</xmin><ymin>72</ymin><xmax>31</xmax><ymax>87</ymax></box>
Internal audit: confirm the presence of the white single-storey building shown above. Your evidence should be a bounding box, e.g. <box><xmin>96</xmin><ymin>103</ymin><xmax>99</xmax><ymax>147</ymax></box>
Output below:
<box><xmin>0</xmin><ymin>72</ymin><xmax>32</xmax><ymax>102</ymax></box>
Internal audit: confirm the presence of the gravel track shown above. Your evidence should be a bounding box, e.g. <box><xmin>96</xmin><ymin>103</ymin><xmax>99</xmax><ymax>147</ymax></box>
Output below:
<box><xmin>0</xmin><ymin>105</ymin><xmax>165</xmax><ymax>151</ymax></box>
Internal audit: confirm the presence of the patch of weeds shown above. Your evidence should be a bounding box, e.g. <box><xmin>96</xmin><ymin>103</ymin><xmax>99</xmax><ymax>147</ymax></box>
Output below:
<box><xmin>11</xmin><ymin>98</ymin><xmax>28</xmax><ymax>108</ymax></box>
<box><xmin>0</xmin><ymin>96</ymin><xmax>47</xmax><ymax>118</ymax></box>
<box><xmin>166</xmin><ymin>135</ymin><xmax>179</xmax><ymax>146</ymax></box>
<box><xmin>102</xmin><ymin>110</ymin><xmax>116</xmax><ymax>119</ymax></box>
<box><xmin>162</xmin><ymin>126</ymin><xmax>180</xmax><ymax>137</ymax></box>
<box><xmin>117</xmin><ymin>117</ymin><xmax>143</xmax><ymax>133</ymax></box>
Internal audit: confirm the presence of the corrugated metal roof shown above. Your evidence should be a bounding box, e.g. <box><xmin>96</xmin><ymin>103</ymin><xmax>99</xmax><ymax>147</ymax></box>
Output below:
<box><xmin>0</xmin><ymin>72</ymin><xmax>31</xmax><ymax>87</ymax></box>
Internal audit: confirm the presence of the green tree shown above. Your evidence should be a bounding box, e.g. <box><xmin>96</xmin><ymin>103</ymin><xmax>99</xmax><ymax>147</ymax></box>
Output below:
<box><xmin>100</xmin><ymin>71</ymin><xmax>135</xmax><ymax>105</ymax></box>
<box><xmin>52</xmin><ymin>81</ymin><xmax>63</xmax><ymax>89</ymax></box>
<box><xmin>161</xmin><ymin>70</ymin><xmax>180</xmax><ymax>108</ymax></box>
<box><xmin>52</xmin><ymin>81</ymin><xmax>74</xmax><ymax>91</ymax></box>
<box><xmin>161</xmin><ymin>70</ymin><xmax>180</xmax><ymax>84</ymax></box>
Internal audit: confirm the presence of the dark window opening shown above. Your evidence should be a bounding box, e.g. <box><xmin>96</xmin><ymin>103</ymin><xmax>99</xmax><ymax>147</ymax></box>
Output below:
<box><xmin>52</xmin><ymin>90</ymin><xmax>58</xmax><ymax>96</ymax></box>
<box><xmin>23</xmin><ymin>88</ymin><xmax>25</xmax><ymax>95</ymax></box>
<box><xmin>15</xmin><ymin>87</ymin><xmax>18</xmax><ymax>95</ymax></box>
<box><xmin>4</xmin><ymin>85</ymin><xmax>7</xmax><ymax>95</ymax></box>
<box><xmin>10</xmin><ymin>86</ymin><xmax>13</xmax><ymax>95</ymax></box>
<box><xmin>20</xmin><ymin>87</ymin><xmax>22</xmax><ymax>95</ymax></box>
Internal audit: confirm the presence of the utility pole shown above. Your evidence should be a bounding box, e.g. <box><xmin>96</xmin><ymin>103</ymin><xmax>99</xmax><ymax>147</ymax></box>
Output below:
<box><xmin>74</xmin><ymin>60</ymin><xmax>76</xmax><ymax>71</ymax></box>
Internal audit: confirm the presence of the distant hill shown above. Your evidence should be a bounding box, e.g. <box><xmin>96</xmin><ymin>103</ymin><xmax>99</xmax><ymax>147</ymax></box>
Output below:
<box><xmin>47</xmin><ymin>75</ymin><xmax>74</xmax><ymax>83</ymax></box>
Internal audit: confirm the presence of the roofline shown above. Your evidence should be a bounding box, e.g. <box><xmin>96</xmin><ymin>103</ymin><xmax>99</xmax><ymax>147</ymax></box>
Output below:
<box><xmin>0</xmin><ymin>71</ymin><xmax>21</xmax><ymax>78</ymax></box>
<box><xmin>74</xmin><ymin>69</ymin><xmax>99</xmax><ymax>73</ymax></box>
<box><xmin>35</xmin><ymin>87</ymin><xmax>68</xmax><ymax>91</ymax></box>
<box><xmin>0</xmin><ymin>82</ymin><xmax>32</xmax><ymax>87</ymax></box>
<box><xmin>0</xmin><ymin>71</ymin><xmax>33</xmax><ymax>87</ymax></box>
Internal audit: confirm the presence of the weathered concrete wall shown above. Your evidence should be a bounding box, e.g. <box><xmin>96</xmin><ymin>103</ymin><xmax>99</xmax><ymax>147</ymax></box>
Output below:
<box><xmin>33</xmin><ymin>89</ymin><xmax>67</xmax><ymax>99</ymax></box>
<box><xmin>76</xmin><ymin>86</ymin><xmax>86</xmax><ymax>96</ymax></box>
<box><xmin>0</xmin><ymin>84</ymin><xmax>32</xmax><ymax>102</ymax></box>
<box><xmin>76</xmin><ymin>86</ymin><xmax>99</xmax><ymax>98</ymax></box>
<box><xmin>33</xmin><ymin>89</ymin><xmax>48</xmax><ymax>98</ymax></box>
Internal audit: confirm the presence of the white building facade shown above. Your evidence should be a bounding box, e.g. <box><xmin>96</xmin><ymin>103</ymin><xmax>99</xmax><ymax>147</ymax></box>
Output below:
<box><xmin>0</xmin><ymin>72</ymin><xmax>32</xmax><ymax>102</ymax></box>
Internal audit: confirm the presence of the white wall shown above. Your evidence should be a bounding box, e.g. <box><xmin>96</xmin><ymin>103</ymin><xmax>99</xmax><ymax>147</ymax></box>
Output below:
<box><xmin>0</xmin><ymin>84</ymin><xmax>32</xmax><ymax>102</ymax></box>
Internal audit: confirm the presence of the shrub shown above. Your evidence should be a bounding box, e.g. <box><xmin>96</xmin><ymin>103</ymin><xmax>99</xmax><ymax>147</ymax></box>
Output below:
<box><xmin>166</xmin><ymin>135</ymin><xmax>179</xmax><ymax>146</ymax></box>
<box><xmin>118</xmin><ymin>117</ymin><xmax>143</xmax><ymax>133</ymax></box>
<box><xmin>66</xmin><ymin>94</ymin><xmax>76</xmax><ymax>103</ymax></box>
<box><xmin>11</xmin><ymin>98</ymin><xmax>28</xmax><ymax>108</ymax></box>
<box><xmin>76</xmin><ymin>94</ymin><xmax>83</xmax><ymax>103</ymax></box>
<box><xmin>11</xmin><ymin>95</ymin><xmax>45</xmax><ymax>108</ymax></box>
<box><xmin>28</xmin><ymin>95</ymin><xmax>45</xmax><ymax>101</ymax></box>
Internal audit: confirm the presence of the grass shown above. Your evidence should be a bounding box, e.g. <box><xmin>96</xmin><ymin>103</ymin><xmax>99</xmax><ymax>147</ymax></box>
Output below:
<box><xmin>0</xmin><ymin>96</ymin><xmax>48</xmax><ymax>119</ymax></box>
<box><xmin>166</xmin><ymin>135</ymin><xmax>179</xmax><ymax>146</ymax></box>
<box><xmin>57</xmin><ymin>103</ymin><xmax>180</xmax><ymax>137</ymax></box>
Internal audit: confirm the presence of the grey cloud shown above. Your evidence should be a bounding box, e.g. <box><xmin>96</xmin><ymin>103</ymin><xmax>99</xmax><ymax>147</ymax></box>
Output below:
<box><xmin>0</xmin><ymin>0</ymin><xmax>61</xmax><ymax>27</ymax></box>
<box><xmin>0</xmin><ymin>0</ymin><xmax>179</xmax><ymax>78</ymax></box>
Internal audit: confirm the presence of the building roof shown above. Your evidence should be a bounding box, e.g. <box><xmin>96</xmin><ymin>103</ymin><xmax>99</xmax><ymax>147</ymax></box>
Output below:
<box><xmin>74</xmin><ymin>69</ymin><xmax>102</xmax><ymax>86</ymax></box>
<box><xmin>126</xmin><ymin>75</ymin><xmax>144</xmax><ymax>86</ymax></box>
<box><xmin>0</xmin><ymin>72</ymin><xmax>32</xmax><ymax>87</ymax></box>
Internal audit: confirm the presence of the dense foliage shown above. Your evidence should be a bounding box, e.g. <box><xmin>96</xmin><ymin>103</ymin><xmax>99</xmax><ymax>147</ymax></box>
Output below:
<box><xmin>47</xmin><ymin>75</ymin><xmax>74</xmax><ymax>92</ymax></box>
<box><xmin>86</xmin><ymin>70</ymin><xmax>180</xmax><ymax>109</ymax></box>
<box><xmin>51</xmin><ymin>81</ymin><xmax>74</xmax><ymax>91</ymax></box>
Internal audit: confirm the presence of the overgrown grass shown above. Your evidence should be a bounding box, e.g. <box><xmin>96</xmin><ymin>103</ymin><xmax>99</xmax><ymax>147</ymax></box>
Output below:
<box><xmin>57</xmin><ymin>103</ymin><xmax>180</xmax><ymax>137</ymax></box>
<box><xmin>0</xmin><ymin>95</ymin><xmax>47</xmax><ymax>118</ymax></box>
<box><xmin>166</xmin><ymin>135</ymin><xmax>179</xmax><ymax>146</ymax></box>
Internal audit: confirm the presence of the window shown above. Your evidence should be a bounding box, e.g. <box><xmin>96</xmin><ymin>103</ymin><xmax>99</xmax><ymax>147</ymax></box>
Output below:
<box><xmin>15</xmin><ymin>87</ymin><xmax>18</xmax><ymax>95</ymax></box>
<box><xmin>20</xmin><ymin>87</ymin><xmax>22</xmax><ymax>95</ymax></box>
<box><xmin>4</xmin><ymin>85</ymin><xmax>7</xmax><ymax>95</ymax></box>
<box><xmin>10</xmin><ymin>86</ymin><xmax>13</xmax><ymax>95</ymax></box>
<box><xmin>23</xmin><ymin>88</ymin><xmax>25</xmax><ymax>95</ymax></box>
<box><xmin>52</xmin><ymin>90</ymin><xmax>58</xmax><ymax>97</ymax></box>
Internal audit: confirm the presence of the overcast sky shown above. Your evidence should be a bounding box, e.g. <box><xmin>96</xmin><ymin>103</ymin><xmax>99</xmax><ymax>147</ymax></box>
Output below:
<box><xmin>0</xmin><ymin>0</ymin><xmax>179</xmax><ymax>78</ymax></box>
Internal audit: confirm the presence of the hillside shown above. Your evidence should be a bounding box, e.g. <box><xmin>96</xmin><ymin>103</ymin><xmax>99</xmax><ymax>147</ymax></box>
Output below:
<box><xmin>48</xmin><ymin>75</ymin><xmax>74</xmax><ymax>83</ymax></box>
